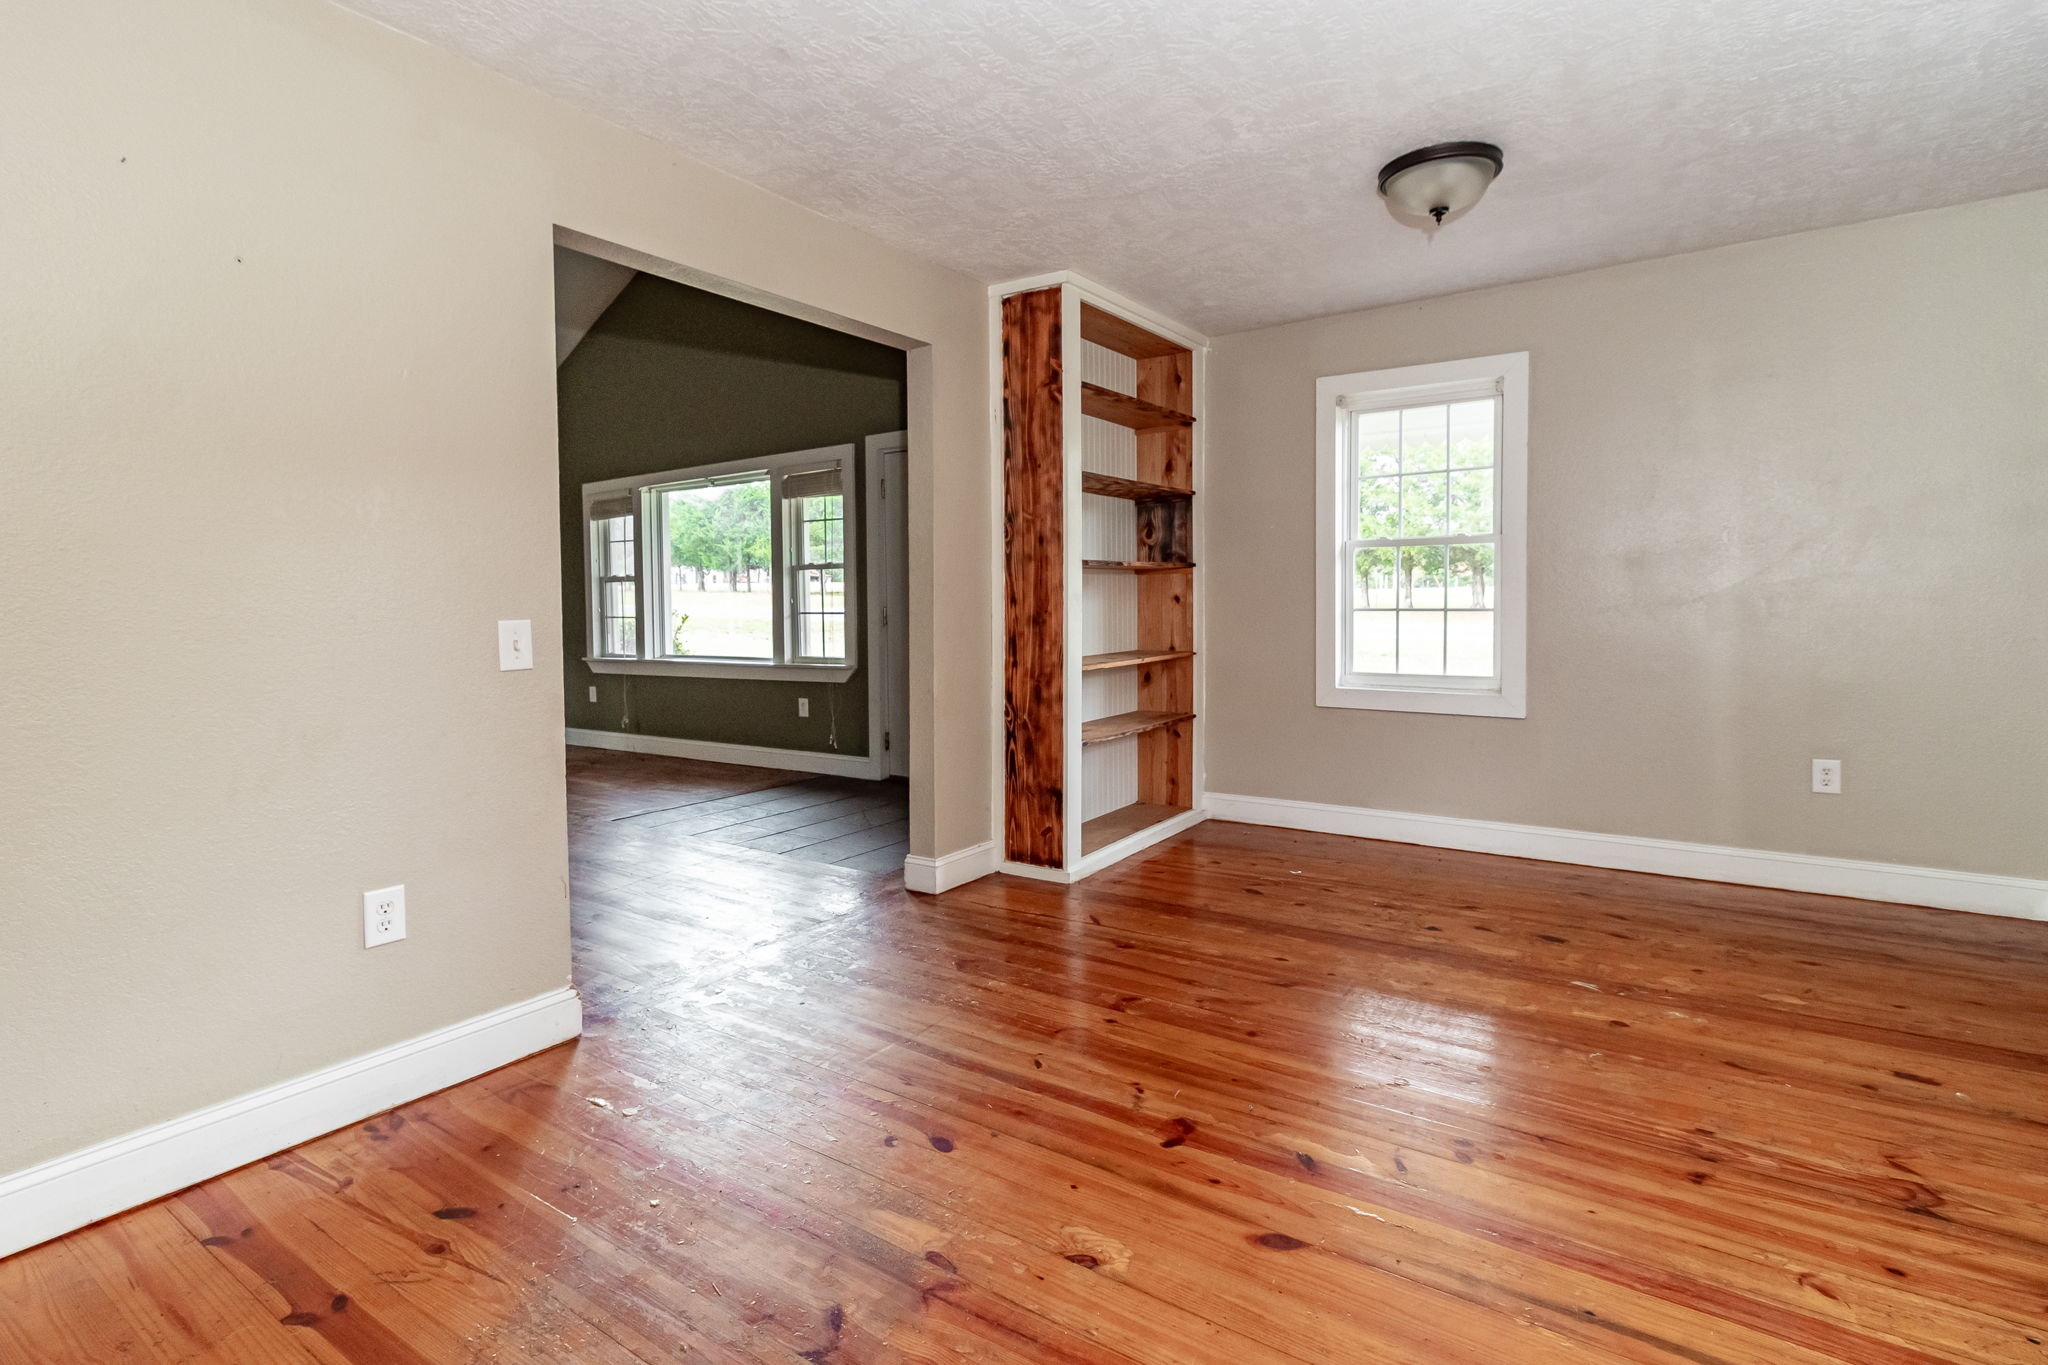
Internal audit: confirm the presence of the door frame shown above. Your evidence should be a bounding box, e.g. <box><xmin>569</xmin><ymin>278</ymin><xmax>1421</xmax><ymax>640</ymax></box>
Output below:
<box><xmin>864</xmin><ymin>431</ymin><xmax>911</xmax><ymax>779</ymax></box>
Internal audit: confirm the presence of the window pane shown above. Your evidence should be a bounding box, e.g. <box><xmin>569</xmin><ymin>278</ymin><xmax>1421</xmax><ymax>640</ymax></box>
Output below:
<box><xmin>796</xmin><ymin>614</ymin><xmax>847</xmax><ymax>660</ymax></box>
<box><xmin>1397</xmin><ymin>610</ymin><xmax>1446</xmax><ymax>675</ymax></box>
<box><xmin>1400</xmin><ymin>404</ymin><xmax>1448</xmax><ymax>473</ymax></box>
<box><xmin>602</xmin><ymin>577</ymin><xmax>637</xmax><ymax>657</ymax></box>
<box><xmin>1355</xmin><ymin>409</ymin><xmax>1399</xmax><ymax>477</ymax></box>
<box><xmin>800</xmin><ymin>567</ymin><xmax>845</xmax><ymax>616</ymax></box>
<box><xmin>1359</xmin><ymin>476</ymin><xmax>1400</xmax><ymax>539</ymax></box>
<box><xmin>799</xmin><ymin>494</ymin><xmax>844</xmax><ymax>564</ymax></box>
<box><xmin>660</xmin><ymin>479</ymin><xmax>773</xmax><ymax>658</ymax></box>
<box><xmin>1399</xmin><ymin>544</ymin><xmax>1445</xmax><ymax>609</ymax></box>
<box><xmin>795</xmin><ymin>566</ymin><xmax>847</xmax><ymax>661</ymax></box>
<box><xmin>599</xmin><ymin>516</ymin><xmax>635</xmax><ymax>577</ymax></box>
<box><xmin>1353</xmin><ymin>547</ymin><xmax>1397</xmax><ymax>609</ymax></box>
<box><xmin>1352</xmin><ymin>610</ymin><xmax>1396</xmax><ymax>673</ymax></box>
<box><xmin>1447</xmin><ymin>611</ymin><xmax>1495</xmax><ymax>677</ymax></box>
<box><xmin>1447</xmin><ymin>543</ymin><xmax>1496</xmax><ymax>609</ymax></box>
<box><xmin>1448</xmin><ymin>399</ymin><xmax>1495</xmax><ymax>468</ymax></box>
<box><xmin>1400</xmin><ymin>474</ymin><xmax>1447</xmax><ymax>538</ymax></box>
<box><xmin>1449</xmin><ymin>467</ymin><xmax>1494</xmax><ymax>535</ymax></box>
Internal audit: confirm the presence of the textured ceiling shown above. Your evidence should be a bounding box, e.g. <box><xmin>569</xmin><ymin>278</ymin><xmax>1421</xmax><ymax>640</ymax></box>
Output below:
<box><xmin>338</xmin><ymin>0</ymin><xmax>2048</xmax><ymax>334</ymax></box>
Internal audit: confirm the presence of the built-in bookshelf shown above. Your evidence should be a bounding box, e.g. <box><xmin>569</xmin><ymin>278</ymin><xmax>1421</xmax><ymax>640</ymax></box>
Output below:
<box><xmin>1000</xmin><ymin>280</ymin><xmax>1204</xmax><ymax>878</ymax></box>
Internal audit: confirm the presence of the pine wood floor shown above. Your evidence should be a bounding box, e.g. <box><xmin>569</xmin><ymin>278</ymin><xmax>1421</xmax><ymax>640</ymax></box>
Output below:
<box><xmin>569</xmin><ymin>744</ymin><xmax>911</xmax><ymax>873</ymax></box>
<box><xmin>4</xmin><ymin>748</ymin><xmax>2047</xmax><ymax>1363</ymax></box>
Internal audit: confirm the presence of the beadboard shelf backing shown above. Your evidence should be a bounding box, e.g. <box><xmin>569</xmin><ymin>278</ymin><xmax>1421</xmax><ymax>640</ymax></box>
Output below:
<box><xmin>1000</xmin><ymin>278</ymin><xmax>1204</xmax><ymax>877</ymax></box>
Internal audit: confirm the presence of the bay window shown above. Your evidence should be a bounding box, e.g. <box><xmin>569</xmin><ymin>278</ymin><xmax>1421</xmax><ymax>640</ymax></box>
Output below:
<box><xmin>582</xmin><ymin>444</ymin><xmax>856</xmax><ymax>681</ymax></box>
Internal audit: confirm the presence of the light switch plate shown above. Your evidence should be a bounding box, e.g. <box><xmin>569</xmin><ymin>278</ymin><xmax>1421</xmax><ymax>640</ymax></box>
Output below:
<box><xmin>498</xmin><ymin>619</ymin><xmax>533</xmax><ymax>671</ymax></box>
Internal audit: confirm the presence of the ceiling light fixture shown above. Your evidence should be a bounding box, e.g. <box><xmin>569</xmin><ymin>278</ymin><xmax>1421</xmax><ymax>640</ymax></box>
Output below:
<box><xmin>1377</xmin><ymin>142</ymin><xmax>1504</xmax><ymax>234</ymax></box>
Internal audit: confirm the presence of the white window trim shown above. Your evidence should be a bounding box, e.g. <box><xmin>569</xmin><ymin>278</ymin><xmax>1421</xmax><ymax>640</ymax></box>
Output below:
<box><xmin>1315</xmin><ymin>353</ymin><xmax>1527</xmax><ymax>718</ymax></box>
<box><xmin>581</xmin><ymin>444</ymin><xmax>858</xmax><ymax>683</ymax></box>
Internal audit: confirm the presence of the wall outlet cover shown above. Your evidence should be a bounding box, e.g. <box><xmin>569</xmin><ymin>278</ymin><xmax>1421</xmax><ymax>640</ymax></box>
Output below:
<box><xmin>364</xmin><ymin>885</ymin><xmax>407</xmax><ymax>947</ymax></box>
<box><xmin>1811</xmin><ymin>758</ymin><xmax>1842</xmax><ymax>794</ymax></box>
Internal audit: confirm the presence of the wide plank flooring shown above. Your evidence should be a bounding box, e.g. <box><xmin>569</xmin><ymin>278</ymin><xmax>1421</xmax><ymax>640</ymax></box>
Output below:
<box><xmin>569</xmin><ymin>744</ymin><xmax>911</xmax><ymax>873</ymax></box>
<box><xmin>4</xmin><ymin>749</ymin><xmax>2047</xmax><ymax>1363</ymax></box>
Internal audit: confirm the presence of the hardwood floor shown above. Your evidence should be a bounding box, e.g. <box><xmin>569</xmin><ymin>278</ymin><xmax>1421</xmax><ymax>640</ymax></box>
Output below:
<box><xmin>569</xmin><ymin>745</ymin><xmax>912</xmax><ymax>873</ymax></box>
<box><xmin>5</xmin><ymin>754</ymin><xmax>2047</xmax><ymax>1363</ymax></box>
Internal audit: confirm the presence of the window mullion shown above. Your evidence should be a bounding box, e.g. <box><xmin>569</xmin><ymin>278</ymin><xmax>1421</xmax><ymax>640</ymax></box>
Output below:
<box><xmin>637</xmin><ymin>490</ymin><xmax>658</xmax><ymax>662</ymax></box>
<box><xmin>769</xmin><ymin>470</ymin><xmax>789</xmax><ymax>667</ymax></box>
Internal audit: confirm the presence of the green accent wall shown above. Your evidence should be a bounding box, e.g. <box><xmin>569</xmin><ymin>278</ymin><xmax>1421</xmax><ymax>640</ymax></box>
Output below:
<box><xmin>557</xmin><ymin>274</ymin><xmax>906</xmax><ymax>755</ymax></box>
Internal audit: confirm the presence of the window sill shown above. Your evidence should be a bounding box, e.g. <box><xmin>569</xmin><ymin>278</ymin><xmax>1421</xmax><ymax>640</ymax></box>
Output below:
<box><xmin>585</xmin><ymin>657</ymin><xmax>856</xmax><ymax>683</ymax></box>
<box><xmin>1317</xmin><ymin>680</ymin><xmax>1525</xmax><ymax>718</ymax></box>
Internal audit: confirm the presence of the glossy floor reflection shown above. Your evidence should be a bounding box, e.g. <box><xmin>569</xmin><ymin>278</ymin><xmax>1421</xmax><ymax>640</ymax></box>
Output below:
<box><xmin>5</xmin><ymin>754</ymin><xmax>2047</xmax><ymax>1363</ymax></box>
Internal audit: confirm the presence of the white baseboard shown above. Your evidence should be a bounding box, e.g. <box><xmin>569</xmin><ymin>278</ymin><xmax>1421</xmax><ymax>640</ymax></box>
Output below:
<box><xmin>904</xmin><ymin>840</ymin><xmax>999</xmax><ymax>894</ymax></box>
<box><xmin>567</xmin><ymin>727</ymin><xmax>881</xmax><ymax>780</ymax></box>
<box><xmin>1205</xmin><ymin>793</ymin><xmax>2048</xmax><ymax>922</ymax></box>
<box><xmin>0</xmin><ymin>987</ymin><xmax>582</xmax><ymax>1261</ymax></box>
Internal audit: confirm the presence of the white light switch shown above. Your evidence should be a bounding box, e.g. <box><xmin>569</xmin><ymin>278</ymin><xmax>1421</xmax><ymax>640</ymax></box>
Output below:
<box><xmin>498</xmin><ymin>619</ymin><xmax>533</xmax><ymax>671</ymax></box>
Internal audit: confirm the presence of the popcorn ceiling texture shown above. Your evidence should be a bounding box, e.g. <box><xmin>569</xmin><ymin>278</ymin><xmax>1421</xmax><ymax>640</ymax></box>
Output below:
<box><xmin>338</xmin><ymin>0</ymin><xmax>2048</xmax><ymax>333</ymax></box>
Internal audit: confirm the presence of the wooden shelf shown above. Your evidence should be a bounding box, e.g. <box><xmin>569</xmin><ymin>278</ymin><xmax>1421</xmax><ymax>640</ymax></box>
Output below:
<box><xmin>1080</xmin><ymin>383</ymin><xmax>1195</xmax><ymax>432</ymax></box>
<box><xmin>1081</xmin><ymin>649</ymin><xmax>1195</xmax><ymax>673</ymax></box>
<box><xmin>1081</xmin><ymin>709</ymin><xmax>1195</xmax><ymax>746</ymax></box>
<box><xmin>1079</xmin><ymin>302</ymin><xmax>1185</xmax><ymax>360</ymax></box>
<box><xmin>1081</xmin><ymin>801</ymin><xmax>1187</xmax><ymax>855</ymax></box>
<box><xmin>1081</xmin><ymin>470</ymin><xmax>1190</xmax><ymax>502</ymax></box>
<box><xmin>1082</xmin><ymin>559</ymin><xmax>1193</xmax><ymax>573</ymax></box>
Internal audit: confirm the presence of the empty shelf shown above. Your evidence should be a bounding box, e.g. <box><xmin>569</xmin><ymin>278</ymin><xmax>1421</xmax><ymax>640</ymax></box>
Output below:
<box><xmin>1080</xmin><ymin>709</ymin><xmax>1195</xmax><ymax>746</ymax></box>
<box><xmin>1081</xmin><ymin>470</ymin><xmax>1191</xmax><ymax>501</ymax></box>
<box><xmin>1081</xmin><ymin>802</ymin><xmax>1187</xmax><ymax>855</ymax></box>
<box><xmin>1080</xmin><ymin>382</ymin><xmax>1195</xmax><ymax>432</ymax></box>
<box><xmin>1082</xmin><ymin>559</ymin><xmax>1194</xmax><ymax>573</ymax></box>
<box><xmin>1078</xmin><ymin>302</ymin><xmax>1186</xmax><ymax>360</ymax></box>
<box><xmin>1081</xmin><ymin>649</ymin><xmax>1195</xmax><ymax>673</ymax></box>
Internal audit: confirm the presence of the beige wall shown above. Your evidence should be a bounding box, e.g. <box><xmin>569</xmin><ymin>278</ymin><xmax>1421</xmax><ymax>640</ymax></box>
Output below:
<box><xmin>0</xmin><ymin>0</ymin><xmax>989</xmax><ymax>1173</ymax></box>
<box><xmin>1207</xmin><ymin>192</ymin><xmax>2048</xmax><ymax>880</ymax></box>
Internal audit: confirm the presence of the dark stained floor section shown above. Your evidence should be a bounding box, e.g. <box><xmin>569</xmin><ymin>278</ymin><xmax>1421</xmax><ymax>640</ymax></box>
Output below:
<box><xmin>570</xmin><ymin>743</ymin><xmax>910</xmax><ymax>874</ymax></box>
<box><xmin>4</xmin><ymin>755</ymin><xmax>2047</xmax><ymax>1363</ymax></box>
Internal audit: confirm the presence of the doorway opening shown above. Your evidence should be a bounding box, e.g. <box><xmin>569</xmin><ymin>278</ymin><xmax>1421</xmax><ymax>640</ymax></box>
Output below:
<box><xmin>554</xmin><ymin>239</ymin><xmax>914</xmax><ymax>883</ymax></box>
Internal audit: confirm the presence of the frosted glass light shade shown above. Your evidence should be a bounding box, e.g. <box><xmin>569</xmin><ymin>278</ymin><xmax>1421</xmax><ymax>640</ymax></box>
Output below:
<box><xmin>1377</xmin><ymin>142</ymin><xmax>1504</xmax><ymax>229</ymax></box>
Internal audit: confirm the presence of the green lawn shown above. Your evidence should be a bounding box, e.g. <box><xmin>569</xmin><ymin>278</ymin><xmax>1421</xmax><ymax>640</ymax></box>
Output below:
<box><xmin>668</xmin><ymin>586</ymin><xmax>772</xmax><ymax>659</ymax></box>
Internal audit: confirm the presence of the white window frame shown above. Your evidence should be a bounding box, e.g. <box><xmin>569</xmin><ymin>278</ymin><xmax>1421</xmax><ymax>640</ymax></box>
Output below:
<box><xmin>1315</xmin><ymin>353</ymin><xmax>1527</xmax><ymax>718</ymax></box>
<box><xmin>582</xmin><ymin>444</ymin><xmax>858</xmax><ymax>682</ymax></box>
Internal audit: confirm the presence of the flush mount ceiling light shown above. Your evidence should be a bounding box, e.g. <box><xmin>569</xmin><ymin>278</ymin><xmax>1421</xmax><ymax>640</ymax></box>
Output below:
<box><xmin>1377</xmin><ymin>142</ymin><xmax>1505</xmax><ymax>233</ymax></box>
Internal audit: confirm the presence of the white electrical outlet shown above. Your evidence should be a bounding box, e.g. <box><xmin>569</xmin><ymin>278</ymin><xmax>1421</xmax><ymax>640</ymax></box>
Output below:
<box><xmin>363</xmin><ymin>885</ymin><xmax>406</xmax><ymax>947</ymax></box>
<box><xmin>1811</xmin><ymin>758</ymin><xmax>1842</xmax><ymax>794</ymax></box>
<box><xmin>497</xmin><ymin>619</ymin><xmax>533</xmax><ymax>671</ymax></box>
<box><xmin>588</xmin><ymin>685</ymin><xmax>598</xmax><ymax>703</ymax></box>
<box><xmin>797</xmin><ymin>697</ymin><xmax>809</xmax><ymax>718</ymax></box>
